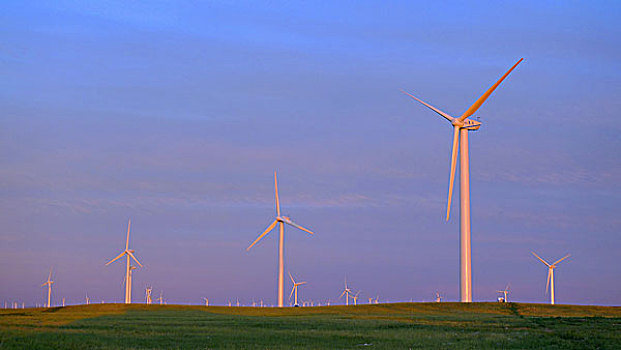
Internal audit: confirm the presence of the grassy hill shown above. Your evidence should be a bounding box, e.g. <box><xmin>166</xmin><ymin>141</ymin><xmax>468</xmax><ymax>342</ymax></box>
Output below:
<box><xmin>0</xmin><ymin>302</ymin><xmax>619</xmax><ymax>349</ymax></box>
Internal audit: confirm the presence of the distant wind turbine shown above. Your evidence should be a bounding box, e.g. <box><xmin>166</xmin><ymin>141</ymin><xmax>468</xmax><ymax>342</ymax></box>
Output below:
<box><xmin>246</xmin><ymin>172</ymin><xmax>314</xmax><ymax>307</ymax></box>
<box><xmin>85</xmin><ymin>292</ymin><xmax>90</xmax><ymax>305</ymax></box>
<box><xmin>532</xmin><ymin>252</ymin><xmax>570</xmax><ymax>305</ymax></box>
<box><xmin>145</xmin><ymin>286</ymin><xmax>152</xmax><ymax>305</ymax></box>
<box><xmin>41</xmin><ymin>267</ymin><xmax>54</xmax><ymax>308</ymax></box>
<box><xmin>339</xmin><ymin>279</ymin><xmax>353</xmax><ymax>306</ymax></box>
<box><xmin>288</xmin><ymin>272</ymin><xmax>307</xmax><ymax>307</ymax></box>
<box><xmin>106</xmin><ymin>219</ymin><xmax>143</xmax><ymax>304</ymax></box>
<box><xmin>352</xmin><ymin>291</ymin><xmax>361</xmax><ymax>305</ymax></box>
<box><xmin>435</xmin><ymin>292</ymin><xmax>442</xmax><ymax>303</ymax></box>
<box><xmin>496</xmin><ymin>284</ymin><xmax>510</xmax><ymax>303</ymax></box>
<box><xmin>403</xmin><ymin>58</ymin><xmax>523</xmax><ymax>302</ymax></box>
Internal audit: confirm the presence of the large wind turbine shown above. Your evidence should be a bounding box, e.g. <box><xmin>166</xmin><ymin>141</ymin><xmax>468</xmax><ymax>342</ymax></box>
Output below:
<box><xmin>41</xmin><ymin>268</ymin><xmax>54</xmax><ymax>308</ymax></box>
<box><xmin>403</xmin><ymin>59</ymin><xmax>523</xmax><ymax>302</ymax></box>
<box><xmin>106</xmin><ymin>219</ymin><xmax>143</xmax><ymax>304</ymax></box>
<box><xmin>288</xmin><ymin>272</ymin><xmax>307</xmax><ymax>307</ymax></box>
<box><xmin>532</xmin><ymin>252</ymin><xmax>570</xmax><ymax>305</ymax></box>
<box><xmin>247</xmin><ymin>172</ymin><xmax>314</xmax><ymax>308</ymax></box>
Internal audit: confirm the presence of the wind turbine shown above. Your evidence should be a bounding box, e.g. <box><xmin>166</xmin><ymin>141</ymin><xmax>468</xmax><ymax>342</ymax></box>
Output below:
<box><xmin>41</xmin><ymin>267</ymin><xmax>54</xmax><ymax>308</ymax></box>
<box><xmin>532</xmin><ymin>252</ymin><xmax>570</xmax><ymax>305</ymax></box>
<box><xmin>246</xmin><ymin>171</ymin><xmax>314</xmax><ymax>307</ymax></box>
<box><xmin>496</xmin><ymin>284</ymin><xmax>510</xmax><ymax>303</ymax></box>
<box><xmin>85</xmin><ymin>292</ymin><xmax>90</xmax><ymax>305</ymax></box>
<box><xmin>202</xmin><ymin>297</ymin><xmax>209</xmax><ymax>306</ymax></box>
<box><xmin>352</xmin><ymin>291</ymin><xmax>361</xmax><ymax>306</ymax></box>
<box><xmin>288</xmin><ymin>272</ymin><xmax>307</xmax><ymax>307</ymax></box>
<box><xmin>402</xmin><ymin>58</ymin><xmax>523</xmax><ymax>302</ymax></box>
<box><xmin>156</xmin><ymin>291</ymin><xmax>164</xmax><ymax>305</ymax></box>
<box><xmin>435</xmin><ymin>292</ymin><xmax>442</xmax><ymax>303</ymax></box>
<box><xmin>106</xmin><ymin>219</ymin><xmax>143</xmax><ymax>304</ymax></box>
<box><xmin>339</xmin><ymin>279</ymin><xmax>353</xmax><ymax>306</ymax></box>
<box><xmin>145</xmin><ymin>286</ymin><xmax>152</xmax><ymax>305</ymax></box>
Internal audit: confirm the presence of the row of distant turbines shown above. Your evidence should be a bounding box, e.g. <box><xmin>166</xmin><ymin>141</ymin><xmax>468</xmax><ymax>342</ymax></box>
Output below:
<box><xmin>27</xmin><ymin>58</ymin><xmax>571</xmax><ymax>308</ymax></box>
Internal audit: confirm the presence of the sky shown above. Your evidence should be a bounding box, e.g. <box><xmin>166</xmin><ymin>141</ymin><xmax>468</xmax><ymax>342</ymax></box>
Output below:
<box><xmin>1</xmin><ymin>0</ymin><xmax>620</xmax><ymax>307</ymax></box>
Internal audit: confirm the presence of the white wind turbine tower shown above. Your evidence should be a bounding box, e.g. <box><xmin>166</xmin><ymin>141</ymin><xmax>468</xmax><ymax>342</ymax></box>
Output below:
<box><xmin>41</xmin><ymin>268</ymin><xmax>54</xmax><ymax>308</ymax></box>
<box><xmin>339</xmin><ymin>279</ymin><xmax>353</xmax><ymax>306</ymax></box>
<box><xmin>532</xmin><ymin>252</ymin><xmax>570</xmax><ymax>305</ymax></box>
<box><xmin>203</xmin><ymin>298</ymin><xmax>209</xmax><ymax>306</ymax></box>
<box><xmin>247</xmin><ymin>172</ymin><xmax>314</xmax><ymax>308</ymax></box>
<box><xmin>352</xmin><ymin>291</ymin><xmax>361</xmax><ymax>306</ymax></box>
<box><xmin>496</xmin><ymin>284</ymin><xmax>510</xmax><ymax>303</ymax></box>
<box><xmin>288</xmin><ymin>272</ymin><xmax>307</xmax><ymax>307</ymax></box>
<box><xmin>403</xmin><ymin>58</ymin><xmax>523</xmax><ymax>302</ymax></box>
<box><xmin>145</xmin><ymin>286</ymin><xmax>152</xmax><ymax>305</ymax></box>
<box><xmin>106</xmin><ymin>220</ymin><xmax>143</xmax><ymax>304</ymax></box>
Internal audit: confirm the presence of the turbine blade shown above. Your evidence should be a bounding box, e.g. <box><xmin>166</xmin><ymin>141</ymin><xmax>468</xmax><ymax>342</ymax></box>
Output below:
<box><xmin>531</xmin><ymin>251</ymin><xmax>551</xmax><ymax>267</ymax></box>
<box><xmin>446</xmin><ymin>126</ymin><xmax>460</xmax><ymax>221</ymax></box>
<box><xmin>106</xmin><ymin>251</ymin><xmax>126</xmax><ymax>266</ymax></box>
<box><xmin>298</xmin><ymin>281</ymin><xmax>307</xmax><ymax>285</ymax></box>
<box><xmin>41</xmin><ymin>282</ymin><xmax>47</xmax><ymax>287</ymax></box>
<box><xmin>339</xmin><ymin>290</ymin><xmax>346</xmax><ymax>298</ymax></box>
<box><xmin>246</xmin><ymin>220</ymin><xmax>278</xmax><ymax>251</ymax></box>
<box><xmin>274</xmin><ymin>171</ymin><xmax>281</xmax><ymax>216</ymax></box>
<box><xmin>458</xmin><ymin>58</ymin><xmax>524</xmax><ymax>121</ymax></box>
<box><xmin>289</xmin><ymin>272</ymin><xmax>295</xmax><ymax>284</ymax></box>
<box><xmin>289</xmin><ymin>286</ymin><xmax>295</xmax><ymax>300</ymax></box>
<box><xmin>401</xmin><ymin>90</ymin><xmax>454</xmax><ymax>122</ymax></box>
<box><xmin>126</xmin><ymin>219</ymin><xmax>131</xmax><ymax>250</ymax></box>
<box><xmin>48</xmin><ymin>267</ymin><xmax>53</xmax><ymax>281</ymax></box>
<box><xmin>546</xmin><ymin>268</ymin><xmax>551</xmax><ymax>294</ymax></box>
<box><xmin>128</xmin><ymin>251</ymin><xmax>143</xmax><ymax>267</ymax></box>
<box><xmin>285</xmin><ymin>219</ymin><xmax>314</xmax><ymax>234</ymax></box>
<box><xmin>552</xmin><ymin>254</ymin><xmax>570</xmax><ymax>266</ymax></box>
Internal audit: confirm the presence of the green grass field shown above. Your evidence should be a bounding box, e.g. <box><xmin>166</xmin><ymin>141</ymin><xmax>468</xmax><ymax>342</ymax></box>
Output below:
<box><xmin>0</xmin><ymin>302</ymin><xmax>619</xmax><ymax>349</ymax></box>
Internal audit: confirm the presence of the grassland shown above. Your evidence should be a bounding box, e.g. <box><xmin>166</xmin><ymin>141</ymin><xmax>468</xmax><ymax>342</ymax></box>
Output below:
<box><xmin>0</xmin><ymin>302</ymin><xmax>619</xmax><ymax>349</ymax></box>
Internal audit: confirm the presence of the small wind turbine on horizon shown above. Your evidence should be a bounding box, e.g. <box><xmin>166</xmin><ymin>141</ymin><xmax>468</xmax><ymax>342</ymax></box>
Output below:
<box><xmin>106</xmin><ymin>219</ymin><xmax>143</xmax><ymax>304</ymax></box>
<box><xmin>246</xmin><ymin>172</ymin><xmax>314</xmax><ymax>308</ymax></box>
<box><xmin>339</xmin><ymin>279</ymin><xmax>353</xmax><ymax>306</ymax></box>
<box><xmin>145</xmin><ymin>286</ymin><xmax>152</xmax><ymax>305</ymax></box>
<box><xmin>288</xmin><ymin>272</ymin><xmax>307</xmax><ymax>307</ymax></box>
<box><xmin>496</xmin><ymin>284</ymin><xmax>510</xmax><ymax>303</ymax></box>
<box><xmin>402</xmin><ymin>58</ymin><xmax>524</xmax><ymax>302</ymax></box>
<box><xmin>352</xmin><ymin>291</ymin><xmax>361</xmax><ymax>306</ymax></box>
<box><xmin>203</xmin><ymin>297</ymin><xmax>209</xmax><ymax>306</ymax></box>
<box><xmin>435</xmin><ymin>292</ymin><xmax>442</xmax><ymax>303</ymax></box>
<box><xmin>532</xmin><ymin>252</ymin><xmax>570</xmax><ymax>305</ymax></box>
<box><xmin>41</xmin><ymin>268</ymin><xmax>54</xmax><ymax>308</ymax></box>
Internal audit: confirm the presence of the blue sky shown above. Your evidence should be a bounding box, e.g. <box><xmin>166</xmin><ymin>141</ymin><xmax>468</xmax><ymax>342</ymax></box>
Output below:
<box><xmin>1</xmin><ymin>0</ymin><xmax>620</xmax><ymax>306</ymax></box>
